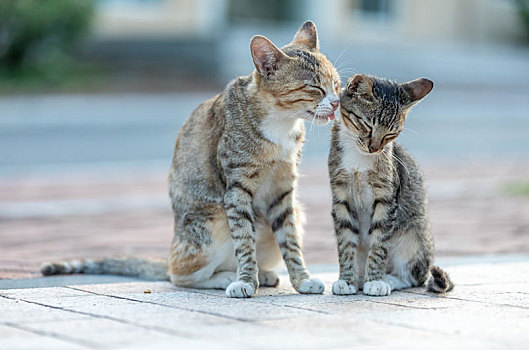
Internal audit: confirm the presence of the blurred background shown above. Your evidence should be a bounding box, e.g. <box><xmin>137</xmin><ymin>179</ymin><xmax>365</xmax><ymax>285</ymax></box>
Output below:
<box><xmin>1</xmin><ymin>0</ymin><xmax>529</xmax><ymax>278</ymax></box>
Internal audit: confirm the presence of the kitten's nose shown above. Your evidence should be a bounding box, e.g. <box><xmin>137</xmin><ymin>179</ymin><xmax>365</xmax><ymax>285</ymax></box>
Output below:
<box><xmin>368</xmin><ymin>145</ymin><xmax>378</xmax><ymax>153</ymax></box>
<box><xmin>330</xmin><ymin>100</ymin><xmax>339</xmax><ymax>110</ymax></box>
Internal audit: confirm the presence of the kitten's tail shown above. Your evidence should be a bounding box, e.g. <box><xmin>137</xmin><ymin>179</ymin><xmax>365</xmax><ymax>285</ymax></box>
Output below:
<box><xmin>426</xmin><ymin>265</ymin><xmax>454</xmax><ymax>293</ymax></box>
<box><xmin>41</xmin><ymin>257</ymin><xmax>169</xmax><ymax>281</ymax></box>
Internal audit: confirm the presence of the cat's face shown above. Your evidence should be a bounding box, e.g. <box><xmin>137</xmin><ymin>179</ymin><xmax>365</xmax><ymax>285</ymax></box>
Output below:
<box><xmin>250</xmin><ymin>21</ymin><xmax>340</xmax><ymax>125</ymax></box>
<box><xmin>339</xmin><ymin>74</ymin><xmax>433</xmax><ymax>155</ymax></box>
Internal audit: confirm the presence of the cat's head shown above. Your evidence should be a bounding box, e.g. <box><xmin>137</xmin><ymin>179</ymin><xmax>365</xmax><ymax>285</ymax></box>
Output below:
<box><xmin>250</xmin><ymin>21</ymin><xmax>340</xmax><ymax>125</ymax></box>
<box><xmin>339</xmin><ymin>74</ymin><xmax>433</xmax><ymax>154</ymax></box>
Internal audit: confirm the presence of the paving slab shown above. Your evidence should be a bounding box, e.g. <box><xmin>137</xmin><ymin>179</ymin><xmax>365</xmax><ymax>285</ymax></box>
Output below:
<box><xmin>1</xmin><ymin>257</ymin><xmax>528</xmax><ymax>349</ymax></box>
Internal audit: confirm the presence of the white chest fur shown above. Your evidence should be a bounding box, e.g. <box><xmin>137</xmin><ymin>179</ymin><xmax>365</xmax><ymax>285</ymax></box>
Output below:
<box><xmin>338</xmin><ymin>128</ymin><xmax>377</xmax><ymax>241</ymax></box>
<box><xmin>260</xmin><ymin>111</ymin><xmax>304</xmax><ymax>161</ymax></box>
<box><xmin>339</xmin><ymin>127</ymin><xmax>377</xmax><ymax>173</ymax></box>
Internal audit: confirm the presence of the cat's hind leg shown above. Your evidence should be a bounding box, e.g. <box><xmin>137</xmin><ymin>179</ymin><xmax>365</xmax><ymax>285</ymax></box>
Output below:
<box><xmin>363</xmin><ymin>274</ymin><xmax>414</xmax><ymax>296</ymax></box>
<box><xmin>363</xmin><ymin>229</ymin><xmax>430</xmax><ymax>296</ymax></box>
<box><xmin>193</xmin><ymin>271</ymin><xmax>237</xmax><ymax>289</ymax></box>
<box><xmin>372</xmin><ymin>229</ymin><xmax>433</xmax><ymax>295</ymax></box>
<box><xmin>256</xmin><ymin>215</ymin><xmax>282</xmax><ymax>287</ymax></box>
<box><xmin>258</xmin><ymin>270</ymin><xmax>280</xmax><ymax>287</ymax></box>
<box><xmin>169</xmin><ymin>205</ymin><xmax>237</xmax><ymax>289</ymax></box>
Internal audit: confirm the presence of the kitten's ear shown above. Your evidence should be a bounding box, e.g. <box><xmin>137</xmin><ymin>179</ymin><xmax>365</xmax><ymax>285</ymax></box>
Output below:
<box><xmin>346</xmin><ymin>74</ymin><xmax>375</xmax><ymax>101</ymax></box>
<box><xmin>291</xmin><ymin>20</ymin><xmax>319</xmax><ymax>51</ymax></box>
<box><xmin>250</xmin><ymin>35</ymin><xmax>289</xmax><ymax>77</ymax></box>
<box><xmin>402</xmin><ymin>78</ymin><xmax>434</xmax><ymax>105</ymax></box>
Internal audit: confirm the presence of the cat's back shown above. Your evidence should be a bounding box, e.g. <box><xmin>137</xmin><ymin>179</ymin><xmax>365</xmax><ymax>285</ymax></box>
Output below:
<box><xmin>391</xmin><ymin>142</ymin><xmax>423</xmax><ymax>184</ymax></box>
<box><xmin>169</xmin><ymin>89</ymin><xmax>229</xmax><ymax>202</ymax></box>
<box><xmin>172</xmin><ymin>93</ymin><xmax>224</xmax><ymax>162</ymax></box>
<box><xmin>391</xmin><ymin>142</ymin><xmax>427</xmax><ymax>213</ymax></box>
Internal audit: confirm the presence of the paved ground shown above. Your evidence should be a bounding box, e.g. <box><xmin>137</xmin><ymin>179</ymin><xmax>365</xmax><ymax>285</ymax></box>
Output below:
<box><xmin>1</xmin><ymin>255</ymin><xmax>528</xmax><ymax>350</ymax></box>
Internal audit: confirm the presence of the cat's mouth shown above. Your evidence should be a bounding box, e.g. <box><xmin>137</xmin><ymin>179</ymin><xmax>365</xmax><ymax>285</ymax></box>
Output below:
<box><xmin>305</xmin><ymin>110</ymin><xmax>335</xmax><ymax>124</ymax></box>
<box><xmin>357</xmin><ymin>144</ymin><xmax>384</xmax><ymax>156</ymax></box>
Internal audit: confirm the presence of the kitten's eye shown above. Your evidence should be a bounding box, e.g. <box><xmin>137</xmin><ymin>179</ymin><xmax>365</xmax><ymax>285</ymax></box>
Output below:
<box><xmin>382</xmin><ymin>132</ymin><xmax>398</xmax><ymax>142</ymax></box>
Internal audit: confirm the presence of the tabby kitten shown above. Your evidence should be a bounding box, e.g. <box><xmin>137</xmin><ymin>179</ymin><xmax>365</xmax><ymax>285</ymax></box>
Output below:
<box><xmin>41</xmin><ymin>21</ymin><xmax>340</xmax><ymax>298</ymax></box>
<box><xmin>329</xmin><ymin>74</ymin><xmax>453</xmax><ymax>296</ymax></box>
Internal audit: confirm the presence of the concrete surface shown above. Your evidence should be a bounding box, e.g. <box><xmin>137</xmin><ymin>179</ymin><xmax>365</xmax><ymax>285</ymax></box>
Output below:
<box><xmin>1</xmin><ymin>255</ymin><xmax>528</xmax><ymax>350</ymax></box>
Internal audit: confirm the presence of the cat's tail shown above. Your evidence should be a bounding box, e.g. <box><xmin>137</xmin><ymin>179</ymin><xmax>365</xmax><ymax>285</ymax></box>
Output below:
<box><xmin>40</xmin><ymin>257</ymin><xmax>169</xmax><ymax>281</ymax></box>
<box><xmin>426</xmin><ymin>265</ymin><xmax>454</xmax><ymax>293</ymax></box>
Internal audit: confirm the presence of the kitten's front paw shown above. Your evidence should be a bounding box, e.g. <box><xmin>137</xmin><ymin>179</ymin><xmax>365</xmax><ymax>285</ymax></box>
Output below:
<box><xmin>363</xmin><ymin>280</ymin><xmax>391</xmax><ymax>296</ymax></box>
<box><xmin>225</xmin><ymin>281</ymin><xmax>256</xmax><ymax>298</ymax></box>
<box><xmin>332</xmin><ymin>280</ymin><xmax>358</xmax><ymax>295</ymax></box>
<box><xmin>296</xmin><ymin>278</ymin><xmax>325</xmax><ymax>294</ymax></box>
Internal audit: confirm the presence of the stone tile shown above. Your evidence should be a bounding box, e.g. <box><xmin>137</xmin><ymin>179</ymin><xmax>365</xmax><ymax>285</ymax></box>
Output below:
<box><xmin>0</xmin><ymin>296</ymin><xmax>86</xmax><ymax>323</ymax></box>
<box><xmin>309</xmin><ymin>300</ymin><xmax>529</xmax><ymax>347</ymax></box>
<box><xmin>0</xmin><ymin>324</ymin><xmax>89</xmax><ymax>350</ymax></box>
<box><xmin>20</xmin><ymin>317</ymin><xmax>197</xmax><ymax>349</ymax></box>
<box><xmin>0</xmin><ymin>286</ymin><xmax>88</xmax><ymax>299</ymax></box>
<box><xmin>256</xmin><ymin>314</ymin><xmax>503</xmax><ymax>350</ymax></box>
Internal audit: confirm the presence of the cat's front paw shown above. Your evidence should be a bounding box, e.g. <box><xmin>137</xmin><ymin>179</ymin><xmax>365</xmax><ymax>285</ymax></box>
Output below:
<box><xmin>332</xmin><ymin>280</ymin><xmax>358</xmax><ymax>295</ymax></box>
<box><xmin>363</xmin><ymin>280</ymin><xmax>391</xmax><ymax>296</ymax></box>
<box><xmin>225</xmin><ymin>281</ymin><xmax>256</xmax><ymax>298</ymax></box>
<box><xmin>296</xmin><ymin>278</ymin><xmax>325</xmax><ymax>294</ymax></box>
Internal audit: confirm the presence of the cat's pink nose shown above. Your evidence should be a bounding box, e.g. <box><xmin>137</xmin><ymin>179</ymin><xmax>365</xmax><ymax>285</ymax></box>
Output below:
<box><xmin>330</xmin><ymin>100</ymin><xmax>339</xmax><ymax>110</ymax></box>
<box><xmin>368</xmin><ymin>145</ymin><xmax>378</xmax><ymax>153</ymax></box>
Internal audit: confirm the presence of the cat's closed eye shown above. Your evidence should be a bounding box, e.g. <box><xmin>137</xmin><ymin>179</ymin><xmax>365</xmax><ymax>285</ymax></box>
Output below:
<box><xmin>382</xmin><ymin>132</ymin><xmax>398</xmax><ymax>143</ymax></box>
<box><xmin>307</xmin><ymin>84</ymin><xmax>325</xmax><ymax>95</ymax></box>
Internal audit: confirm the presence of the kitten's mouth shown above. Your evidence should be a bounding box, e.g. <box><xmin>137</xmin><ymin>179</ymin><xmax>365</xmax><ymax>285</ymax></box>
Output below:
<box><xmin>357</xmin><ymin>146</ymin><xmax>383</xmax><ymax>156</ymax></box>
<box><xmin>305</xmin><ymin>110</ymin><xmax>335</xmax><ymax>123</ymax></box>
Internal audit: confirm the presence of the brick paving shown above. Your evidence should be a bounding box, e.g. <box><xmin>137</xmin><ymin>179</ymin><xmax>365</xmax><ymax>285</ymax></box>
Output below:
<box><xmin>1</xmin><ymin>160</ymin><xmax>529</xmax><ymax>279</ymax></box>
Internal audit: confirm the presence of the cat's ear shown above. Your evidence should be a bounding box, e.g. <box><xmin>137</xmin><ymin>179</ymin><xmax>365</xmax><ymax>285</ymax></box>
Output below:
<box><xmin>402</xmin><ymin>78</ymin><xmax>434</xmax><ymax>105</ymax></box>
<box><xmin>250</xmin><ymin>35</ymin><xmax>289</xmax><ymax>77</ymax></box>
<box><xmin>291</xmin><ymin>20</ymin><xmax>319</xmax><ymax>51</ymax></box>
<box><xmin>346</xmin><ymin>74</ymin><xmax>375</xmax><ymax>101</ymax></box>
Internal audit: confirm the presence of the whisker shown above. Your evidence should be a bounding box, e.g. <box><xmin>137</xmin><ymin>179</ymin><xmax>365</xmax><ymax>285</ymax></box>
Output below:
<box><xmin>403</xmin><ymin>127</ymin><xmax>419</xmax><ymax>136</ymax></box>
<box><xmin>391</xmin><ymin>152</ymin><xmax>409</xmax><ymax>175</ymax></box>
<box><xmin>333</xmin><ymin>45</ymin><xmax>352</xmax><ymax>68</ymax></box>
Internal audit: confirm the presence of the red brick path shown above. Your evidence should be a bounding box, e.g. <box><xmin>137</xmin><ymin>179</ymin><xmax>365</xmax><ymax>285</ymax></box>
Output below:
<box><xmin>1</xmin><ymin>160</ymin><xmax>528</xmax><ymax>279</ymax></box>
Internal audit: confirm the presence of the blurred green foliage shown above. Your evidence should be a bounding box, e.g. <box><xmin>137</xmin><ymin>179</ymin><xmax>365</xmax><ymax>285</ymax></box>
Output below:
<box><xmin>504</xmin><ymin>181</ymin><xmax>529</xmax><ymax>196</ymax></box>
<box><xmin>513</xmin><ymin>0</ymin><xmax>529</xmax><ymax>41</ymax></box>
<box><xmin>0</xmin><ymin>0</ymin><xmax>95</xmax><ymax>91</ymax></box>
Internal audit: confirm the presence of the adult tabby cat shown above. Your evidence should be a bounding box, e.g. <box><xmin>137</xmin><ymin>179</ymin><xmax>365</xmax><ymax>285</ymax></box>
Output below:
<box><xmin>329</xmin><ymin>74</ymin><xmax>453</xmax><ymax>296</ymax></box>
<box><xmin>41</xmin><ymin>21</ymin><xmax>340</xmax><ymax>298</ymax></box>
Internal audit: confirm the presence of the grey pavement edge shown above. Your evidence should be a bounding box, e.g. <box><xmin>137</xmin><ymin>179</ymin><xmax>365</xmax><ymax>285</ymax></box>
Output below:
<box><xmin>2</xmin><ymin>253</ymin><xmax>528</xmax><ymax>290</ymax></box>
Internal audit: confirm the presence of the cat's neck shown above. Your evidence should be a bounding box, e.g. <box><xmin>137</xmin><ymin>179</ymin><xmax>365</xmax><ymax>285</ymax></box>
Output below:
<box><xmin>245</xmin><ymin>74</ymin><xmax>306</xmax><ymax>150</ymax></box>
<box><xmin>260</xmin><ymin>108</ymin><xmax>305</xmax><ymax>161</ymax></box>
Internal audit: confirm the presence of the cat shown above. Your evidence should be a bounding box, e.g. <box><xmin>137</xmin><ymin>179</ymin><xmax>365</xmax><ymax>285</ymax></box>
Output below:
<box><xmin>41</xmin><ymin>21</ymin><xmax>341</xmax><ymax>298</ymax></box>
<box><xmin>328</xmin><ymin>74</ymin><xmax>453</xmax><ymax>296</ymax></box>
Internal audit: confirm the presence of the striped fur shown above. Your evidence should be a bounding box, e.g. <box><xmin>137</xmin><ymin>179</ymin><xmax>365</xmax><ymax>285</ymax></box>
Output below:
<box><xmin>330</xmin><ymin>74</ymin><xmax>453</xmax><ymax>296</ymax></box>
<box><xmin>41</xmin><ymin>257</ymin><xmax>168</xmax><ymax>280</ymax></box>
<box><xmin>41</xmin><ymin>21</ymin><xmax>338</xmax><ymax>298</ymax></box>
<box><xmin>169</xmin><ymin>21</ymin><xmax>340</xmax><ymax>297</ymax></box>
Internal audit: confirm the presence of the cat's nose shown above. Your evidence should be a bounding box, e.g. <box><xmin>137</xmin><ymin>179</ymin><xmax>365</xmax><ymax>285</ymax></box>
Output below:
<box><xmin>368</xmin><ymin>144</ymin><xmax>378</xmax><ymax>153</ymax></box>
<box><xmin>330</xmin><ymin>100</ymin><xmax>339</xmax><ymax>110</ymax></box>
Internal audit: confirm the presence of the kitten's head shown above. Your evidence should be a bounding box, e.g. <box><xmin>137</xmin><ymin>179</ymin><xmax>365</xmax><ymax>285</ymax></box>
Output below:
<box><xmin>250</xmin><ymin>21</ymin><xmax>340</xmax><ymax>125</ymax></box>
<box><xmin>339</xmin><ymin>74</ymin><xmax>433</xmax><ymax>154</ymax></box>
